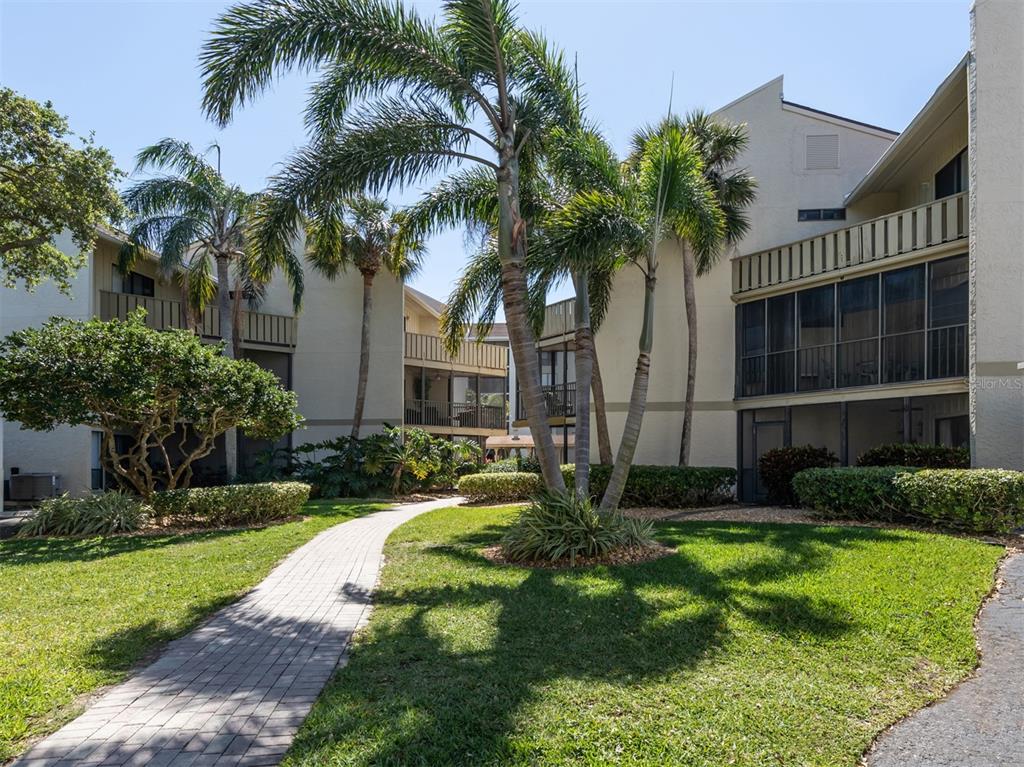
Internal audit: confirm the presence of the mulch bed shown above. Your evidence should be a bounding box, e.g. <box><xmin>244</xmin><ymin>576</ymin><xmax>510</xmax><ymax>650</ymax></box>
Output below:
<box><xmin>480</xmin><ymin>542</ymin><xmax>675</xmax><ymax>569</ymax></box>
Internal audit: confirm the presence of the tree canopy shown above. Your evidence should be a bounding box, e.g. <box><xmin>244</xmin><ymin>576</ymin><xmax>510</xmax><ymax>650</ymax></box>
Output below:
<box><xmin>0</xmin><ymin>310</ymin><xmax>302</xmax><ymax>496</ymax></box>
<box><xmin>0</xmin><ymin>88</ymin><xmax>124</xmax><ymax>291</ymax></box>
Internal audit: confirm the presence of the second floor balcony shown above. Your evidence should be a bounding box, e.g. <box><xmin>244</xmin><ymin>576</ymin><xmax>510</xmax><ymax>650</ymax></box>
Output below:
<box><xmin>404</xmin><ymin>331</ymin><xmax>507</xmax><ymax>374</ymax></box>
<box><xmin>98</xmin><ymin>290</ymin><xmax>297</xmax><ymax>349</ymax></box>
<box><xmin>732</xmin><ymin>191</ymin><xmax>967</xmax><ymax>296</ymax></box>
<box><xmin>517</xmin><ymin>381</ymin><xmax>576</xmax><ymax>422</ymax></box>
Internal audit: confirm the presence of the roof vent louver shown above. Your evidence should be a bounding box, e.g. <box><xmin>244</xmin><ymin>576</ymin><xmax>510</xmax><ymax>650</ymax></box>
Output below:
<box><xmin>805</xmin><ymin>134</ymin><xmax>840</xmax><ymax>170</ymax></box>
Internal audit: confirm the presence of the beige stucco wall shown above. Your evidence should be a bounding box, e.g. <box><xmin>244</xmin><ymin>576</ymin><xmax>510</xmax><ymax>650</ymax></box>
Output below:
<box><xmin>591</xmin><ymin>79</ymin><xmax>894</xmax><ymax>467</ymax></box>
<box><xmin>969</xmin><ymin>0</ymin><xmax>1024</xmax><ymax>469</ymax></box>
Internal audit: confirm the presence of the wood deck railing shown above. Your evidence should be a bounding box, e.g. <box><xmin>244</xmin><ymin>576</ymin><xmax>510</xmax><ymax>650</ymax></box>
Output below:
<box><xmin>404</xmin><ymin>331</ymin><xmax>507</xmax><ymax>372</ymax></box>
<box><xmin>733</xmin><ymin>191</ymin><xmax>968</xmax><ymax>295</ymax></box>
<box><xmin>98</xmin><ymin>290</ymin><xmax>297</xmax><ymax>348</ymax></box>
<box><xmin>404</xmin><ymin>399</ymin><xmax>506</xmax><ymax>430</ymax></box>
<box><xmin>540</xmin><ymin>298</ymin><xmax>575</xmax><ymax>339</ymax></box>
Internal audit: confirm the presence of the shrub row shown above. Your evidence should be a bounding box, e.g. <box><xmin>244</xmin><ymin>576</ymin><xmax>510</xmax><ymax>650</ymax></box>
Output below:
<box><xmin>151</xmin><ymin>482</ymin><xmax>311</xmax><ymax>526</ymax></box>
<box><xmin>562</xmin><ymin>465</ymin><xmax>736</xmax><ymax>508</ymax></box>
<box><xmin>857</xmin><ymin>442</ymin><xmax>969</xmax><ymax>469</ymax></box>
<box><xmin>793</xmin><ymin>467</ymin><xmax>1024</xmax><ymax>534</ymax></box>
<box><xmin>457</xmin><ymin>472</ymin><xmax>543</xmax><ymax>503</ymax></box>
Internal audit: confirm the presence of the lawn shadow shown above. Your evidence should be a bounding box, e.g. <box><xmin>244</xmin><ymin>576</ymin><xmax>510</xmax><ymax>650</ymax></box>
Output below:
<box><xmin>287</xmin><ymin>518</ymin><xmax>889</xmax><ymax>765</ymax></box>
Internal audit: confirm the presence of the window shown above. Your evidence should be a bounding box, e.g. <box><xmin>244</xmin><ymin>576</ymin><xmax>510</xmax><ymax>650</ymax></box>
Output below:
<box><xmin>805</xmin><ymin>134</ymin><xmax>840</xmax><ymax>170</ymax></box>
<box><xmin>737</xmin><ymin>300</ymin><xmax>766</xmax><ymax>396</ymax></box>
<box><xmin>882</xmin><ymin>266</ymin><xmax>926</xmax><ymax>383</ymax></box>
<box><xmin>120</xmin><ymin>271</ymin><xmax>155</xmax><ymax>297</ymax></box>
<box><xmin>766</xmin><ymin>294</ymin><xmax>795</xmax><ymax>394</ymax></box>
<box><xmin>798</xmin><ymin>208</ymin><xmax>846</xmax><ymax>222</ymax></box>
<box><xmin>837</xmin><ymin>275</ymin><xmax>879</xmax><ymax>387</ymax></box>
<box><xmin>935</xmin><ymin>148</ymin><xmax>968</xmax><ymax>199</ymax></box>
<box><xmin>797</xmin><ymin>285</ymin><xmax>834</xmax><ymax>391</ymax></box>
<box><xmin>928</xmin><ymin>255</ymin><xmax>969</xmax><ymax>378</ymax></box>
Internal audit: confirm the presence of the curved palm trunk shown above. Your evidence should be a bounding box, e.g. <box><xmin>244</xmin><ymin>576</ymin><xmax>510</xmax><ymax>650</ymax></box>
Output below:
<box><xmin>571</xmin><ymin>272</ymin><xmax>593</xmax><ymax>497</ymax></box>
<box><xmin>215</xmin><ymin>254</ymin><xmax>237</xmax><ymax>482</ymax></box>
<box><xmin>351</xmin><ymin>270</ymin><xmax>374</xmax><ymax>439</ymax></box>
<box><xmin>497</xmin><ymin>149</ymin><xmax>565</xmax><ymax>492</ymax></box>
<box><xmin>591</xmin><ymin>352</ymin><xmax>613</xmax><ymax>465</ymax></box>
<box><xmin>678</xmin><ymin>244</ymin><xmax>698</xmax><ymax>465</ymax></box>
<box><xmin>599</xmin><ymin>271</ymin><xmax>656</xmax><ymax>514</ymax></box>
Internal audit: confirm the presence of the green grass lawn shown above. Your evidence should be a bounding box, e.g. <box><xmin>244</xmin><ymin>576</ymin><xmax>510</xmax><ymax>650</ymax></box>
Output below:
<box><xmin>286</xmin><ymin>506</ymin><xmax>1002</xmax><ymax>767</ymax></box>
<box><xmin>0</xmin><ymin>499</ymin><xmax>384</xmax><ymax>762</ymax></box>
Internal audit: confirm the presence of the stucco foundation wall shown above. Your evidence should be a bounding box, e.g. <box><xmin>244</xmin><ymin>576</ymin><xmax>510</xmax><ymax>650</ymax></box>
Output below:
<box><xmin>969</xmin><ymin>0</ymin><xmax>1024</xmax><ymax>469</ymax></box>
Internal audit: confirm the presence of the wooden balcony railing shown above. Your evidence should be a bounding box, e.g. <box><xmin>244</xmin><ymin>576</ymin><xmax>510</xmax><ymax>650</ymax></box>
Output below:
<box><xmin>517</xmin><ymin>381</ymin><xmax>576</xmax><ymax>420</ymax></box>
<box><xmin>404</xmin><ymin>331</ymin><xmax>507</xmax><ymax>372</ymax></box>
<box><xmin>98</xmin><ymin>290</ymin><xmax>297</xmax><ymax>349</ymax></box>
<box><xmin>733</xmin><ymin>191</ymin><xmax>968</xmax><ymax>295</ymax></box>
<box><xmin>540</xmin><ymin>298</ymin><xmax>575</xmax><ymax>339</ymax></box>
<box><xmin>404</xmin><ymin>399</ymin><xmax>507</xmax><ymax>430</ymax></box>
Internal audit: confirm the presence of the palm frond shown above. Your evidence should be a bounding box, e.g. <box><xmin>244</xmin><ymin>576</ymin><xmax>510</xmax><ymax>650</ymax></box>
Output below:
<box><xmin>440</xmin><ymin>241</ymin><xmax>502</xmax><ymax>355</ymax></box>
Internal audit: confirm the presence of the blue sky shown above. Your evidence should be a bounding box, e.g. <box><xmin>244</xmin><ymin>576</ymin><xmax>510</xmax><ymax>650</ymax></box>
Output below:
<box><xmin>1</xmin><ymin>0</ymin><xmax>970</xmax><ymax>306</ymax></box>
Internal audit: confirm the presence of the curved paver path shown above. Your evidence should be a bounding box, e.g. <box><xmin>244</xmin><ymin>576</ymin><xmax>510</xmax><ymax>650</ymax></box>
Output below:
<box><xmin>14</xmin><ymin>497</ymin><xmax>456</xmax><ymax>767</ymax></box>
<box><xmin>866</xmin><ymin>551</ymin><xmax>1024</xmax><ymax>767</ymax></box>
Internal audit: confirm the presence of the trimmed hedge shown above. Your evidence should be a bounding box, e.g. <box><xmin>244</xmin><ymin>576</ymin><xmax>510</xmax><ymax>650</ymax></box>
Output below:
<box><xmin>794</xmin><ymin>467</ymin><xmax>1024</xmax><ymax>533</ymax></box>
<box><xmin>895</xmin><ymin>469</ymin><xmax>1024</xmax><ymax>533</ymax></box>
<box><xmin>481</xmin><ymin>459</ymin><xmax>521</xmax><ymax>474</ymax></box>
<box><xmin>793</xmin><ymin>467</ymin><xmax>913</xmax><ymax>521</ymax></box>
<box><xmin>758</xmin><ymin>446</ymin><xmax>836</xmax><ymax>506</ymax></box>
<box><xmin>561</xmin><ymin>464</ymin><xmax>735</xmax><ymax>508</ymax></box>
<box><xmin>857</xmin><ymin>443</ymin><xmax>969</xmax><ymax>469</ymax></box>
<box><xmin>457</xmin><ymin>472</ymin><xmax>543</xmax><ymax>503</ymax></box>
<box><xmin>151</xmin><ymin>482</ymin><xmax>311</xmax><ymax>527</ymax></box>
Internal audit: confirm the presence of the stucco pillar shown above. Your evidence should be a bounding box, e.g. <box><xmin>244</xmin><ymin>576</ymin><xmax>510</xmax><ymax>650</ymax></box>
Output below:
<box><xmin>968</xmin><ymin>0</ymin><xmax>1024</xmax><ymax>469</ymax></box>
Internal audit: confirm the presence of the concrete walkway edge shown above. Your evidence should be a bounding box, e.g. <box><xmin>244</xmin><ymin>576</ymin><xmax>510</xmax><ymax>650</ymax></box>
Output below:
<box><xmin>15</xmin><ymin>497</ymin><xmax>457</xmax><ymax>767</ymax></box>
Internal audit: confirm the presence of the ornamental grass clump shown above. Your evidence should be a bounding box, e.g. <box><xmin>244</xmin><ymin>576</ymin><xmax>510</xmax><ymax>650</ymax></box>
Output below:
<box><xmin>501</xmin><ymin>490</ymin><xmax>654</xmax><ymax>566</ymax></box>
<box><xmin>19</xmin><ymin>492</ymin><xmax>151</xmax><ymax>537</ymax></box>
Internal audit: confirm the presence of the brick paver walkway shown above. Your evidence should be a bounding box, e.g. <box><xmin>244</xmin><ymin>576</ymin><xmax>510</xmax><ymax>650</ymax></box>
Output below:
<box><xmin>15</xmin><ymin>498</ymin><xmax>455</xmax><ymax>767</ymax></box>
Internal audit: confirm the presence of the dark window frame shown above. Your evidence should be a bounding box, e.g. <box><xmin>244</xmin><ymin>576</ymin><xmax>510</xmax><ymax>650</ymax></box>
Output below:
<box><xmin>798</xmin><ymin>208</ymin><xmax>846</xmax><ymax>222</ymax></box>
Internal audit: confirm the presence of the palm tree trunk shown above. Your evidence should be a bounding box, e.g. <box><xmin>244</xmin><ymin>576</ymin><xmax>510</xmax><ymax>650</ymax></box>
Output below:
<box><xmin>678</xmin><ymin>244</ymin><xmax>698</xmax><ymax>465</ymax></box>
<box><xmin>572</xmin><ymin>272</ymin><xmax>593</xmax><ymax>497</ymax></box>
<box><xmin>351</xmin><ymin>270</ymin><xmax>374</xmax><ymax>439</ymax></box>
<box><xmin>215</xmin><ymin>254</ymin><xmax>237</xmax><ymax>482</ymax></box>
<box><xmin>591</xmin><ymin>352</ymin><xmax>613</xmax><ymax>465</ymax></box>
<box><xmin>599</xmin><ymin>271</ymin><xmax>656</xmax><ymax>514</ymax></box>
<box><xmin>496</xmin><ymin>149</ymin><xmax>565</xmax><ymax>492</ymax></box>
<box><xmin>231</xmin><ymin>277</ymin><xmax>243</xmax><ymax>360</ymax></box>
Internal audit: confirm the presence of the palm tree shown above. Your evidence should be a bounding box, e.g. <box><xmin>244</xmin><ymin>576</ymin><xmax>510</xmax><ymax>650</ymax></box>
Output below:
<box><xmin>253</xmin><ymin>194</ymin><xmax>422</xmax><ymax>438</ymax></box>
<box><xmin>200</xmin><ymin>0</ymin><xmax>580</xmax><ymax>492</ymax></box>
<box><xmin>120</xmin><ymin>138</ymin><xmax>302</xmax><ymax>479</ymax></box>
<box><xmin>666</xmin><ymin>113</ymin><xmax>756</xmax><ymax>465</ymax></box>
<box><xmin>546</xmin><ymin>120</ymin><xmax>724</xmax><ymax>513</ymax></box>
<box><xmin>413</xmin><ymin>125</ymin><xmax>621</xmax><ymax>494</ymax></box>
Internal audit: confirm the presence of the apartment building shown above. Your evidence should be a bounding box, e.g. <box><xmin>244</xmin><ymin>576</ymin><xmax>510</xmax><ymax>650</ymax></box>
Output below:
<box><xmin>519</xmin><ymin>0</ymin><xmax>1022</xmax><ymax>501</ymax></box>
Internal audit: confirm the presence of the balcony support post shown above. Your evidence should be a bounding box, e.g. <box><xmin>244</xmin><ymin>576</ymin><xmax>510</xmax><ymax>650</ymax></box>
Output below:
<box><xmin>839</xmin><ymin>402</ymin><xmax>849</xmax><ymax>466</ymax></box>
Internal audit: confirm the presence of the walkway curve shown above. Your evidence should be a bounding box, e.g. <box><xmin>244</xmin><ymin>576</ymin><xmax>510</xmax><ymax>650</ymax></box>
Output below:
<box><xmin>866</xmin><ymin>551</ymin><xmax>1024</xmax><ymax>767</ymax></box>
<box><xmin>15</xmin><ymin>497</ymin><xmax>457</xmax><ymax>767</ymax></box>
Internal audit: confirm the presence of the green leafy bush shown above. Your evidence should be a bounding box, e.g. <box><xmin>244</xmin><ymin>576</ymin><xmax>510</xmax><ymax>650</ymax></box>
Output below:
<box><xmin>561</xmin><ymin>464</ymin><xmax>735</xmax><ymax>508</ymax></box>
<box><xmin>501</xmin><ymin>490</ymin><xmax>655</xmax><ymax>565</ymax></box>
<box><xmin>519</xmin><ymin>455</ymin><xmax>541</xmax><ymax>474</ymax></box>
<box><xmin>19</xmin><ymin>492</ymin><xmax>150</xmax><ymax>537</ymax></box>
<box><xmin>858</xmin><ymin>443</ymin><xmax>969</xmax><ymax>469</ymax></box>
<box><xmin>895</xmin><ymin>469</ymin><xmax>1024</xmax><ymax>533</ymax></box>
<box><xmin>457</xmin><ymin>472</ymin><xmax>543</xmax><ymax>503</ymax></box>
<box><xmin>151</xmin><ymin>482</ymin><xmax>311</xmax><ymax>527</ymax></box>
<box><xmin>793</xmin><ymin>467</ymin><xmax>914</xmax><ymax>521</ymax></box>
<box><xmin>758</xmin><ymin>446</ymin><xmax>836</xmax><ymax>506</ymax></box>
<box><xmin>482</xmin><ymin>459</ymin><xmax>521</xmax><ymax>474</ymax></box>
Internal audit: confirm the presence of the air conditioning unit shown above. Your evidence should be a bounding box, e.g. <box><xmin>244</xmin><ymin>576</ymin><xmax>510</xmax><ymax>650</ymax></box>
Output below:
<box><xmin>9</xmin><ymin>473</ymin><xmax>61</xmax><ymax>501</ymax></box>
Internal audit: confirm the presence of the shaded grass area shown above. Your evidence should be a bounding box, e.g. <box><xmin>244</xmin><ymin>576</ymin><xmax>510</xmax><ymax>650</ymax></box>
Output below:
<box><xmin>287</xmin><ymin>506</ymin><xmax>1002</xmax><ymax>767</ymax></box>
<box><xmin>0</xmin><ymin>499</ymin><xmax>384</xmax><ymax>762</ymax></box>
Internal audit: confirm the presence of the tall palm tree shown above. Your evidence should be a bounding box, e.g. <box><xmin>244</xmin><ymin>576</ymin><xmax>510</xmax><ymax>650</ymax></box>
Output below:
<box><xmin>253</xmin><ymin>194</ymin><xmax>422</xmax><ymax>438</ymax></box>
<box><xmin>200</xmin><ymin>0</ymin><xmax>580</xmax><ymax>492</ymax></box>
<box><xmin>120</xmin><ymin>138</ymin><xmax>302</xmax><ymax>479</ymax></box>
<box><xmin>546</xmin><ymin>120</ymin><xmax>724</xmax><ymax>512</ymax></box>
<box><xmin>664</xmin><ymin>113</ymin><xmax>756</xmax><ymax>465</ymax></box>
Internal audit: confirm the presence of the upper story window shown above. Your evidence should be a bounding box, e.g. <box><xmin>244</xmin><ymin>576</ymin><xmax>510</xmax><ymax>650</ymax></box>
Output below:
<box><xmin>798</xmin><ymin>208</ymin><xmax>846</xmax><ymax>222</ymax></box>
<box><xmin>117</xmin><ymin>270</ymin><xmax>154</xmax><ymax>297</ymax></box>
<box><xmin>736</xmin><ymin>253</ymin><xmax>968</xmax><ymax>398</ymax></box>
<box><xmin>935</xmin><ymin>147</ymin><xmax>968</xmax><ymax>199</ymax></box>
